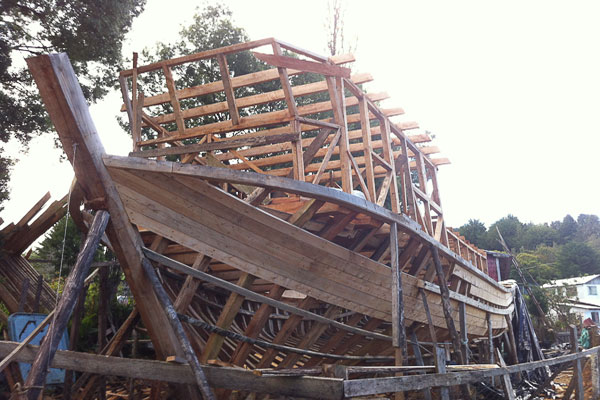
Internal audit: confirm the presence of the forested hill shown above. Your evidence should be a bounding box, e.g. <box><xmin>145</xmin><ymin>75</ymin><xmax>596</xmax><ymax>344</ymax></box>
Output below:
<box><xmin>458</xmin><ymin>214</ymin><xmax>600</xmax><ymax>283</ymax></box>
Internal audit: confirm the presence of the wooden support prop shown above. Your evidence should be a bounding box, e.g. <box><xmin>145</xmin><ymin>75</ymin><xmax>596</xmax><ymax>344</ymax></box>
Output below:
<box><xmin>253</xmin><ymin>51</ymin><xmax>351</xmax><ymax>78</ymax></box>
<box><xmin>410</xmin><ymin>330</ymin><xmax>432</xmax><ymax>400</ymax></box>
<box><xmin>390</xmin><ymin>222</ymin><xmax>407</xmax><ymax>357</ymax></box>
<box><xmin>97</xmin><ymin>266</ymin><xmax>109</xmax><ymax>400</ymax></box>
<box><xmin>495</xmin><ymin>349</ymin><xmax>515</xmax><ymax>400</ymax></box>
<box><xmin>33</xmin><ymin>275</ymin><xmax>43</xmax><ymax>313</ymax></box>
<box><xmin>459</xmin><ymin>301</ymin><xmax>469</xmax><ymax>363</ymax></box>
<box><xmin>22</xmin><ymin>210</ymin><xmax>109</xmax><ymax>400</ymax></box>
<box><xmin>569</xmin><ymin>324</ymin><xmax>584</xmax><ymax>400</ymax></box>
<box><xmin>487</xmin><ymin>312</ymin><xmax>495</xmax><ymax>386</ymax></box>
<box><xmin>435</xmin><ymin>346</ymin><xmax>450</xmax><ymax>400</ymax></box>
<box><xmin>504</xmin><ymin>313</ymin><xmax>519</xmax><ymax>366</ymax></box>
<box><xmin>141</xmin><ymin>258</ymin><xmax>215</xmax><ymax>400</ymax></box>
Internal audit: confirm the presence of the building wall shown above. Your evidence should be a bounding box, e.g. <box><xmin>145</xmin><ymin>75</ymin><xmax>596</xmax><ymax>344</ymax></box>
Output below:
<box><xmin>576</xmin><ymin>276</ymin><xmax>600</xmax><ymax>305</ymax></box>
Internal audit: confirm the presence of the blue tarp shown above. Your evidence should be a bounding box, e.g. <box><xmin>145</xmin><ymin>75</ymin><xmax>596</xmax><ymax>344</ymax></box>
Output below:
<box><xmin>7</xmin><ymin>313</ymin><xmax>69</xmax><ymax>385</ymax></box>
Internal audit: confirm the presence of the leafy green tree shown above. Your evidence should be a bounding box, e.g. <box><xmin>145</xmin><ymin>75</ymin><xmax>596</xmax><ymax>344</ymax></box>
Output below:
<box><xmin>0</xmin><ymin>0</ymin><xmax>146</xmax><ymax>209</ymax></box>
<box><xmin>519</xmin><ymin>223</ymin><xmax>558</xmax><ymax>250</ymax></box>
<box><xmin>556</xmin><ymin>241</ymin><xmax>600</xmax><ymax>277</ymax></box>
<box><xmin>485</xmin><ymin>214</ymin><xmax>524</xmax><ymax>251</ymax></box>
<box><xmin>458</xmin><ymin>219</ymin><xmax>487</xmax><ymax>249</ymax></box>
<box><xmin>557</xmin><ymin>214</ymin><xmax>578</xmax><ymax>244</ymax></box>
<box><xmin>576</xmin><ymin>214</ymin><xmax>600</xmax><ymax>241</ymax></box>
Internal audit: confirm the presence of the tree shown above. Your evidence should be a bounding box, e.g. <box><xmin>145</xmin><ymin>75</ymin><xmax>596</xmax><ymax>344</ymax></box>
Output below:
<box><xmin>324</xmin><ymin>0</ymin><xmax>356</xmax><ymax>57</ymax></box>
<box><xmin>0</xmin><ymin>0</ymin><xmax>146</xmax><ymax>209</ymax></box>
<box><xmin>519</xmin><ymin>223</ymin><xmax>558</xmax><ymax>250</ymax></box>
<box><xmin>556</xmin><ymin>241</ymin><xmax>600</xmax><ymax>277</ymax></box>
<box><xmin>557</xmin><ymin>214</ymin><xmax>578</xmax><ymax>244</ymax></box>
<box><xmin>485</xmin><ymin>214</ymin><xmax>524</xmax><ymax>251</ymax></box>
<box><xmin>458</xmin><ymin>219</ymin><xmax>487</xmax><ymax>249</ymax></box>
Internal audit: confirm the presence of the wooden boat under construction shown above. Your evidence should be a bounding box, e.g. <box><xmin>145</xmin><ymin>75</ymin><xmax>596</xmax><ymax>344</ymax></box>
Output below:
<box><xmin>8</xmin><ymin>38</ymin><xmax>527</xmax><ymax>398</ymax></box>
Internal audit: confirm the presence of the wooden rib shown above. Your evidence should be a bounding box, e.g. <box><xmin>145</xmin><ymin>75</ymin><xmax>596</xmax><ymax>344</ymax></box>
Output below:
<box><xmin>131</xmin><ymin>52</ymin><xmax>141</xmax><ymax>148</ymax></box>
<box><xmin>378</xmin><ymin>117</ymin><xmax>400</xmax><ymax>213</ymax></box>
<box><xmin>310</xmin><ymin>130</ymin><xmax>341</xmax><ymax>184</ymax></box>
<box><xmin>199</xmin><ymin>273</ymin><xmax>256</xmax><ymax>363</ymax></box>
<box><xmin>162</xmin><ymin>65</ymin><xmax>186</xmax><ymax>135</ymax></box>
<box><xmin>253</xmin><ymin>51</ymin><xmax>351</xmax><ymax>78</ymax></box>
<box><xmin>277</xmin><ymin>305</ymin><xmax>342</xmax><ymax>368</ymax></box>
<box><xmin>326</xmin><ymin>77</ymin><xmax>352</xmax><ymax>192</ymax></box>
<box><xmin>14</xmin><ymin>192</ymin><xmax>50</xmax><ymax>228</ymax></box>
<box><xmin>173</xmin><ymin>254</ymin><xmax>212</xmax><ymax>313</ymax></box>
<box><xmin>216</xmin><ymin>54</ymin><xmax>240</xmax><ymax>125</ymax></box>
<box><xmin>256</xmin><ymin>296</ymin><xmax>319</xmax><ymax>368</ymax></box>
<box><xmin>358</xmin><ymin>98</ymin><xmax>376</xmax><ymax>200</ymax></box>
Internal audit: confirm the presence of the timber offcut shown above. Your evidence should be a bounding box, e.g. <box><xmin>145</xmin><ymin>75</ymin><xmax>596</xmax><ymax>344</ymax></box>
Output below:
<box><xmin>0</xmin><ymin>38</ymin><xmax>535</xmax><ymax>399</ymax></box>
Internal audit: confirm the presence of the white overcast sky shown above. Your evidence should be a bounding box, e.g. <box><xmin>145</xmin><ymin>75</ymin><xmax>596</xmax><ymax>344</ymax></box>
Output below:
<box><xmin>2</xmin><ymin>0</ymin><xmax>600</xmax><ymax>229</ymax></box>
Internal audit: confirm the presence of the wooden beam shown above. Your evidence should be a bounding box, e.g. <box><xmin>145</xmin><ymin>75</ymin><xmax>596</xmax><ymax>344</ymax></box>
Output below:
<box><xmin>216</xmin><ymin>54</ymin><xmax>240</xmax><ymax>125</ymax></box>
<box><xmin>27</xmin><ymin>53</ymin><xmax>187</xmax><ymax>366</ymax></box>
<box><xmin>271</xmin><ymin>41</ymin><xmax>298</xmax><ymax>117</ymax></box>
<box><xmin>253</xmin><ymin>51</ymin><xmax>351</xmax><ymax>78</ymax></box>
<box><xmin>22</xmin><ymin>210</ymin><xmax>109</xmax><ymax>400</ymax></box>
<box><xmin>496</xmin><ymin>349</ymin><xmax>515</xmax><ymax>400</ymax></box>
<box><xmin>0</xmin><ymin>341</ymin><xmax>343</xmax><ymax>400</ymax></box>
<box><xmin>390</xmin><ymin>223</ymin><xmax>406</xmax><ymax>356</ymax></box>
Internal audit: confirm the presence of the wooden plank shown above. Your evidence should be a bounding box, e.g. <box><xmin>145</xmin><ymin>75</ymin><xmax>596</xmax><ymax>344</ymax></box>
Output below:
<box><xmin>23</xmin><ymin>210</ymin><xmax>109</xmax><ymax>400</ymax></box>
<box><xmin>253</xmin><ymin>51</ymin><xmax>351</xmax><ymax>78</ymax></box>
<box><xmin>0</xmin><ymin>341</ymin><xmax>343</xmax><ymax>400</ymax></box>
<box><xmin>409</xmin><ymin>330</ymin><xmax>432</xmax><ymax>400</ymax></box>
<box><xmin>102</xmin><ymin>154</ymin><xmax>508</xmax><ymax>293</ymax></box>
<box><xmin>343</xmin><ymin>345</ymin><xmax>600</xmax><ymax>397</ymax></box>
<box><xmin>216</xmin><ymin>54</ymin><xmax>240</xmax><ymax>125</ymax></box>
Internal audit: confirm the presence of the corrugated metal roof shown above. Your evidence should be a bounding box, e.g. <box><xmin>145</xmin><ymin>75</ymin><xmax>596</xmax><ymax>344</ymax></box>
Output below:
<box><xmin>542</xmin><ymin>274</ymin><xmax>600</xmax><ymax>288</ymax></box>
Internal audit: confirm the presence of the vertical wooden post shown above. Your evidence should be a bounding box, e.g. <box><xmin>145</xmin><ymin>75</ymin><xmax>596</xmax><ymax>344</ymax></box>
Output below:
<box><xmin>459</xmin><ymin>301</ymin><xmax>468</xmax><ymax>363</ymax></box>
<box><xmin>326</xmin><ymin>76</ymin><xmax>352</xmax><ymax>193</ymax></box>
<box><xmin>487</xmin><ymin>312</ymin><xmax>495</xmax><ymax>386</ymax></box>
<box><xmin>390</xmin><ymin>222</ymin><xmax>405</xmax><ymax>400</ymax></box>
<box><xmin>97</xmin><ymin>266</ymin><xmax>109</xmax><ymax>400</ymax></box>
<box><xmin>591</xmin><ymin>349</ymin><xmax>600</xmax><ymax>400</ymax></box>
<box><xmin>569</xmin><ymin>325</ymin><xmax>584</xmax><ymax>400</ymax></box>
<box><xmin>435</xmin><ymin>346</ymin><xmax>450</xmax><ymax>400</ymax></box>
<box><xmin>22</xmin><ymin>210</ymin><xmax>110</xmax><ymax>400</ymax></box>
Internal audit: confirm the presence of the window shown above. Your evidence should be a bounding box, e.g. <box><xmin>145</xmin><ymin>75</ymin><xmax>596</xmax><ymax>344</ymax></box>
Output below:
<box><xmin>592</xmin><ymin>312</ymin><xmax>600</xmax><ymax>324</ymax></box>
<box><xmin>589</xmin><ymin>286</ymin><xmax>598</xmax><ymax>296</ymax></box>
